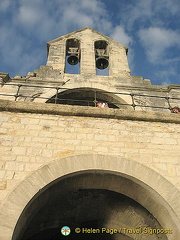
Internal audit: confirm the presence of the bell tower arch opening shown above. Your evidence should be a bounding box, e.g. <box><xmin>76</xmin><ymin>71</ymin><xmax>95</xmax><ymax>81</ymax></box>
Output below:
<box><xmin>94</xmin><ymin>40</ymin><xmax>109</xmax><ymax>76</ymax></box>
<box><xmin>65</xmin><ymin>38</ymin><xmax>80</xmax><ymax>74</ymax></box>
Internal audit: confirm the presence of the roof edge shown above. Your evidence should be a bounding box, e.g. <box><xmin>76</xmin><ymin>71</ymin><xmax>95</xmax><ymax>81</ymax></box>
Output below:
<box><xmin>47</xmin><ymin>27</ymin><xmax>128</xmax><ymax>49</ymax></box>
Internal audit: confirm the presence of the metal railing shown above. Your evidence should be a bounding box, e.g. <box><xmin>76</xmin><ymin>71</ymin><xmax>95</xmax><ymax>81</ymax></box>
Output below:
<box><xmin>0</xmin><ymin>83</ymin><xmax>180</xmax><ymax>112</ymax></box>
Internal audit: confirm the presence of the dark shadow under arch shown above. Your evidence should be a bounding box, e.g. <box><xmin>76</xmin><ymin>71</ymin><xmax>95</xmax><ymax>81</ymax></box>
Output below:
<box><xmin>46</xmin><ymin>88</ymin><xmax>130</xmax><ymax>109</ymax></box>
<box><xmin>13</xmin><ymin>170</ymin><xmax>168</xmax><ymax>240</ymax></box>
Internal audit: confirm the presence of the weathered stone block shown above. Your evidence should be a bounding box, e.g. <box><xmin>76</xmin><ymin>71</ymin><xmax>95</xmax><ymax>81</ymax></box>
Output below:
<box><xmin>0</xmin><ymin>180</ymin><xmax>7</xmax><ymax>190</ymax></box>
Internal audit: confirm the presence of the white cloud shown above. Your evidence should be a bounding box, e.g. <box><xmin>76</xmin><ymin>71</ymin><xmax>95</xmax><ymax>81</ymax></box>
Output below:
<box><xmin>79</xmin><ymin>0</ymin><xmax>106</xmax><ymax>15</ymax></box>
<box><xmin>154</xmin><ymin>0</ymin><xmax>180</xmax><ymax>15</ymax></box>
<box><xmin>17</xmin><ymin>6</ymin><xmax>43</xmax><ymax>26</ymax></box>
<box><xmin>110</xmin><ymin>26</ymin><xmax>132</xmax><ymax>47</ymax></box>
<box><xmin>12</xmin><ymin>0</ymin><xmax>111</xmax><ymax>40</ymax></box>
<box><xmin>118</xmin><ymin>0</ymin><xmax>180</xmax><ymax>30</ymax></box>
<box><xmin>0</xmin><ymin>0</ymin><xmax>11</xmax><ymax>11</ymax></box>
<box><xmin>155</xmin><ymin>67</ymin><xmax>178</xmax><ymax>86</ymax></box>
<box><xmin>161</xmin><ymin>81</ymin><xmax>171</xmax><ymax>86</ymax></box>
<box><xmin>159</xmin><ymin>57</ymin><xmax>180</xmax><ymax>66</ymax></box>
<box><xmin>0</xmin><ymin>24</ymin><xmax>44</xmax><ymax>76</ymax></box>
<box><xmin>138</xmin><ymin>27</ymin><xmax>180</xmax><ymax>63</ymax></box>
<box><xmin>61</xmin><ymin>8</ymin><xmax>94</xmax><ymax>29</ymax></box>
<box><xmin>60</xmin><ymin>0</ymin><xmax>109</xmax><ymax>33</ymax></box>
<box><xmin>127</xmin><ymin>0</ymin><xmax>153</xmax><ymax>29</ymax></box>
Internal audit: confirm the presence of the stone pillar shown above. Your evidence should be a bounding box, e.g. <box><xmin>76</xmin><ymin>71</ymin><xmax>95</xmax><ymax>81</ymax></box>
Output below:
<box><xmin>80</xmin><ymin>29</ymin><xmax>96</xmax><ymax>75</ymax></box>
<box><xmin>46</xmin><ymin>41</ymin><xmax>66</xmax><ymax>71</ymax></box>
<box><xmin>109</xmin><ymin>44</ymin><xmax>130</xmax><ymax>77</ymax></box>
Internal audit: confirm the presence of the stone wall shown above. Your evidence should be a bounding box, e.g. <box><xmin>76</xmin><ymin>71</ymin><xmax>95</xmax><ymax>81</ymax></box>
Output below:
<box><xmin>0</xmin><ymin>101</ymin><xmax>179</xmax><ymax>206</ymax></box>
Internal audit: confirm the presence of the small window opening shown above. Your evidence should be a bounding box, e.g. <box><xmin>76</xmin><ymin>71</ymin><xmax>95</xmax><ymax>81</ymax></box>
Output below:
<box><xmin>65</xmin><ymin>38</ymin><xmax>80</xmax><ymax>74</ymax></box>
<box><xmin>94</xmin><ymin>40</ymin><xmax>109</xmax><ymax>76</ymax></box>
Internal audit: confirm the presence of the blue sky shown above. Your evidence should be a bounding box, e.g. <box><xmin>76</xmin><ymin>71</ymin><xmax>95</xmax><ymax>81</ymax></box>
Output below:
<box><xmin>0</xmin><ymin>0</ymin><xmax>179</xmax><ymax>85</ymax></box>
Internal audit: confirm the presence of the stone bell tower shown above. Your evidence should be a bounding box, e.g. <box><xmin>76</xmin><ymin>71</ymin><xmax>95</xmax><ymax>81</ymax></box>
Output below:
<box><xmin>0</xmin><ymin>27</ymin><xmax>180</xmax><ymax>240</ymax></box>
<box><xmin>46</xmin><ymin>27</ymin><xmax>130</xmax><ymax>77</ymax></box>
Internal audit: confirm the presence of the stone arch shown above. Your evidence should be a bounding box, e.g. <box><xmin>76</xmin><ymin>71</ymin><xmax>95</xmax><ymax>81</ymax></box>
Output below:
<box><xmin>46</xmin><ymin>87</ymin><xmax>129</xmax><ymax>108</ymax></box>
<box><xmin>34</xmin><ymin>86</ymin><xmax>132</xmax><ymax>109</ymax></box>
<box><xmin>0</xmin><ymin>154</ymin><xmax>179</xmax><ymax>240</ymax></box>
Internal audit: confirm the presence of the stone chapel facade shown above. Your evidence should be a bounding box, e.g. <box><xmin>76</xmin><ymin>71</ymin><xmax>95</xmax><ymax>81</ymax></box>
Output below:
<box><xmin>0</xmin><ymin>27</ymin><xmax>180</xmax><ymax>240</ymax></box>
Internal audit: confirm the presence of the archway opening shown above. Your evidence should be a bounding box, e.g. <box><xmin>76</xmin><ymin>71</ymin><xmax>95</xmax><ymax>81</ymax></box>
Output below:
<box><xmin>46</xmin><ymin>88</ymin><xmax>129</xmax><ymax>108</ymax></box>
<box><xmin>12</xmin><ymin>171</ymin><xmax>168</xmax><ymax>240</ymax></box>
<box><xmin>65</xmin><ymin>38</ymin><xmax>80</xmax><ymax>74</ymax></box>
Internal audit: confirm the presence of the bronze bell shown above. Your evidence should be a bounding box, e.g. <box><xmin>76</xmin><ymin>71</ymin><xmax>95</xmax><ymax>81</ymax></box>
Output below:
<box><xmin>96</xmin><ymin>57</ymin><xmax>109</xmax><ymax>69</ymax></box>
<box><xmin>67</xmin><ymin>55</ymin><xmax>79</xmax><ymax>65</ymax></box>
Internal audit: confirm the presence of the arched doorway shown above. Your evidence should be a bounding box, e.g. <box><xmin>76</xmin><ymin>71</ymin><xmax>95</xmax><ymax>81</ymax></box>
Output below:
<box><xmin>0</xmin><ymin>155</ymin><xmax>179</xmax><ymax>240</ymax></box>
<box><xmin>13</xmin><ymin>171</ymin><xmax>169</xmax><ymax>240</ymax></box>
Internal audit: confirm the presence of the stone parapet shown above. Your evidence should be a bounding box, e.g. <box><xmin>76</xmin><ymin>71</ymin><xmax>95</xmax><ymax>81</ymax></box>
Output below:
<box><xmin>0</xmin><ymin>100</ymin><xmax>179</xmax><ymax>124</ymax></box>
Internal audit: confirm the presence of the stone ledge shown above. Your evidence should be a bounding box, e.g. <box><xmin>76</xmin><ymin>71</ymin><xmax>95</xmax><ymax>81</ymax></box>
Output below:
<box><xmin>0</xmin><ymin>99</ymin><xmax>180</xmax><ymax>124</ymax></box>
